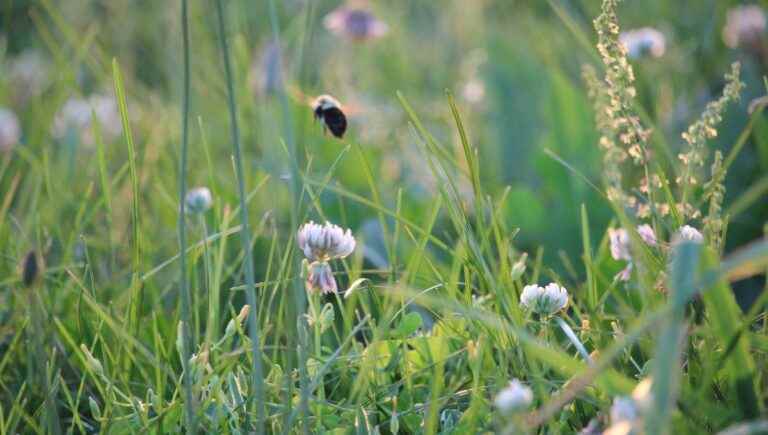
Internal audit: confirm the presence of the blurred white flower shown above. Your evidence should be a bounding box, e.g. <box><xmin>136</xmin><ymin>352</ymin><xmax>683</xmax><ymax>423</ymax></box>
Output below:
<box><xmin>603</xmin><ymin>421</ymin><xmax>633</xmax><ymax>435</ymax></box>
<box><xmin>185</xmin><ymin>187</ymin><xmax>213</xmax><ymax>214</ymax></box>
<box><xmin>0</xmin><ymin>108</ymin><xmax>21</xmax><ymax>152</ymax></box>
<box><xmin>636</xmin><ymin>224</ymin><xmax>657</xmax><ymax>246</ymax></box>
<box><xmin>610</xmin><ymin>396</ymin><xmax>638</xmax><ymax>424</ymax></box>
<box><xmin>631</xmin><ymin>377</ymin><xmax>653</xmax><ymax>412</ymax></box>
<box><xmin>620</xmin><ymin>27</ymin><xmax>666</xmax><ymax>59</ymax></box>
<box><xmin>723</xmin><ymin>5</ymin><xmax>766</xmax><ymax>49</ymax></box>
<box><xmin>676</xmin><ymin>225</ymin><xmax>704</xmax><ymax>244</ymax></box>
<box><xmin>8</xmin><ymin>50</ymin><xmax>50</xmax><ymax>104</ymax></box>
<box><xmin>323</xmin><ymin>3</ymin><xmax>388</xmax><ymax>41</ymax></box>
<box><xmin>605</xmin><ymin>378</ymin><xmax>653</xmax><ymax>435</ymax></box>
<box><xmin>297</xmin><ymin>221</ymin><xmax>356</xmax><ymax>262</ymax></box>
<box><xmin>494</xmin><ymin>378</ymin><xmax>533</xmax><ymax>413</ymax></box>
<box><xmin>609</xmin><ymin>228</ymin><xmax>632</xmax><ymax>261</ymax></box>
<box><xmin>53</xmin><ymin>94</ymin><xmax>122</xmax><ymax>145</ymax></box>
<box><xmin>461</xmin><ymin>79</ymin><xmax>486</xmax><ymax>104</ymax></box>
<box><xmin>609</xmin><ymin>225</ymin><xmax>657</xmax><ymax>281</ymax></box>
<box><xmin>616</xmin><ymin>265</ymin><xmax>633</xmax><ymax>282</ymax></box>
<box><xmin>520</xmin><ymin>282</ymin><xmax>568</xmax><ymax>315</ymax></box>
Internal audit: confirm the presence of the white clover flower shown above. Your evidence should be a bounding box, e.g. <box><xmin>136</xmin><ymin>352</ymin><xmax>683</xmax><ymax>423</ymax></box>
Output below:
<box><xmin>297</xmin><ymin>221</ymin><xmax>356</xmax><ymax>262</ymax></box>
<box><xmin>723</xmin><ymin>5</ymin><xmax>766</xmax><ymax>49</ymax></box>
<box><xmin>609</xmin><ymin>228</ymin><xmax>632</xmax><ymax>262</ymax></box>
<box><xmin>185</xmin><ymin>187</ymin><xmax>213</xmax><ymax>214</ymax></box>
<box><xmin>609</xmin><ymin>225</ymin><xmax>657</xmax><ymax>281</ymax></box>
<box><xmin>520</xmin><ymin>282</ymin><xmax>569</xmax><ymax>315</ymax></box>
<box><xmin>619</xmin><ymin>27</ymin><xmax>666</xmax><ymax>59</ymax></box>
<box><xmin>323</xmin><ymin>3</ymin><xmax>388</xmax><ymax>41</ymax></box>
<box><xmin>609</xmin><ymin>225</ymin><xmax>657</xmax><ymax>262</ymax></box>
<box><xmin>306</xmin><ymin>261</ymin><xmax>338</xmax><ymax>294</ymax></box>
<box><xmin>676</xmin><ymin>225</ymin><xmax>704</xmax><ymax>244</ymax></box>
<box><xmin>0</xmin><ymin>108</ymin><xmax>21</xmax><ymax>152</ymax></box>
<box><xmin>494</xmin><ymin>378</ymin><xmax>533</xmax><ymax>413</ymax></box>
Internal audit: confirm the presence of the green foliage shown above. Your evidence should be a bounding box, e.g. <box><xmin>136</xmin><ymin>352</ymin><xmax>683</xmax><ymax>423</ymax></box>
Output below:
<box><xmin>0</xmin><ymin>0</ymin><xmax>767</xmax><ymax>434</ymax></box>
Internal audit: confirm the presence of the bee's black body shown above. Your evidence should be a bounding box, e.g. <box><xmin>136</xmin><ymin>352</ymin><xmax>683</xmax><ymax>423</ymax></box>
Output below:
<box><xmin>313</xmin><ymin>95</ymin><xmax>348</xmax><ymax>138</ymax></box>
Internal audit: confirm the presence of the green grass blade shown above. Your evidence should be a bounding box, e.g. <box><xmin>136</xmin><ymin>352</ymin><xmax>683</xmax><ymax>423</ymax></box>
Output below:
<box><xmin>176</xmin><ymin>0</ymin><xmax>197</xmax><ymax>431</ymax></box>
<box><xmin>700</xmin><ymin>248</ymin><xmax>761</xmax><ymax>418</ymax></box>
<box><xmin>213</xmin><ymin>1</ymin><xmax>265</xmax><ymax>432</ymax></box>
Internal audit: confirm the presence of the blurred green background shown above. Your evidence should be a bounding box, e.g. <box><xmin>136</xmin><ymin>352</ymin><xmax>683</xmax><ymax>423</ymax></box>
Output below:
<box><xmin>1</xmin><ymin>0</ymin><xmax>766</xmax><ymax>287</ymax></box>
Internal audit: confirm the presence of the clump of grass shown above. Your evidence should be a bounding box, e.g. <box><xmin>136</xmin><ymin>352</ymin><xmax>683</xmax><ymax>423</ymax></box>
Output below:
<box><xmin>2</xmin><ymin>0</ymin><xmax>768</xmax><ymax>434</ymax></box>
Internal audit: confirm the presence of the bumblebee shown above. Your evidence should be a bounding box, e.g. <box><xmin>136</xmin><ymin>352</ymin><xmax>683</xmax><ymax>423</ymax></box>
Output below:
<box><xmin>312</xmin><ymin>94</ymin><xmax>347</xmax><ymax>138</ymax></box>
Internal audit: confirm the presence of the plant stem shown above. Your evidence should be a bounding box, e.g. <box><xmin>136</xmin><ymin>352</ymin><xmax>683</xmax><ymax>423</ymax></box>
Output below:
<box><xmin>214</xmin><ymin>0</ymin><xmax>265</xmax><ymax>432</ymax></box>
<box><xmin>202</xmin><ymin>216</ymin><xmax>217</xmax><ymax>349</ymax></box>
<box><xmin>309</xmin><ymin>293</ymin><xmax>325</xmax><ymax>431</ymax></box>
<box><xmin>177</xmin><ymin>0</ymin><xmax>197</xmax><ymax>431</ymax></box>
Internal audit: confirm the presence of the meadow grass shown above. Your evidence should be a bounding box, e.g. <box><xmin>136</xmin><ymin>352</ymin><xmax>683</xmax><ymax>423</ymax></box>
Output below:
<box><xmin>1</xmin><ymin>0</ymin><xmax>768</xmax><ymax>434</ymax></box>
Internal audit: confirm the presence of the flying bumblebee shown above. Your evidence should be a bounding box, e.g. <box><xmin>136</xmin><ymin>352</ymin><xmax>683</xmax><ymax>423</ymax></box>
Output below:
<box><xmin>312</xmin><ymin>94</ymin><xmax>348</xmax><ymax>139</ymax></box>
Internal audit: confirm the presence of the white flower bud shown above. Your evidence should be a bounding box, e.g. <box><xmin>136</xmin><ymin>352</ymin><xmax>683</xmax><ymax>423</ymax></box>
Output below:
<box><xmin>510</xmin><ymin>252</ymin><xmax>528</xmax><ymax>280</ymax></box>
<box><xmin>185</xmin><ymin>187</ymin><xmax>213</xmax><ymax>214</ymax></box>
<box><xmin>80</xmin><ymin>344</ymin><xmax>104</xmax><ymax>376</ymax></box>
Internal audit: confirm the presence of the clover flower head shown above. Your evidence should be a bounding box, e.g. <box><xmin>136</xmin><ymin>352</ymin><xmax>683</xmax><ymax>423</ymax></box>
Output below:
<box><xmin>520</xmin><ymin>282</ymin><xmax>569</xmax><ymax>315</ymax></box>
<box><xmin>620</xmin><ymin>27</ymin><xmax>666</xmax><ymax>59</ymax></box>
<box><xmin>494</xmin><ymin>378</ymin><xmax>533</xmax><ymax>413</ymax></box>
<box><xmin>636</xmin><ymin>224</ymin><xmax>657</xmax><ymax>246</ymax></box>
<box><xmin>306</xmin><ymin>261</ymin><xmax>337</xmax><ymax>294</ymax></box>
<box><xmin>723</xmin><ymin>5</ymin><xmax>766</xmax><ymax>49</ymax></box>
<box><xmin>609</xmin><ymin>228</ymin><xmax>632</xmax><ymax>261</ymax></box>
<box><xmin>297</xmin><ymin>221</ymin><xmax>356</xmax><ymax>262</ymax></box>
<box><xmin>676</xmin><ymin>225</ymin><xmax>704</xmax><ymax>244</ymax></box>
<box><xmin>609</xmin><ymin>225</ymin><xmax>657</xmax><ymax>262</ymax></box>
<box><xmin>185</xmin><ymin>187</ymin><xmax>213</xmax><ymax>214</ymax></box>
<box><xmin>0</xmin><ymin>108</ymin><xmax>21</xmax><ymax>152</ymax></box>
<box><xmin>323</xmin><ymin>3</ymin><xmax>388</xmax><ymax>41</ymax></box>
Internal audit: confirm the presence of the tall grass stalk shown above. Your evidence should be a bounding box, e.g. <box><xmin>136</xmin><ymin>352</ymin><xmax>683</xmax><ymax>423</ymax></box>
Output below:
<box><xmin>266</xmin><ymin>0</ymin><xmax>312</xmax><ymax>432</ymax></box>
<box><xmin>214</xmin><ymin>0</ymin><xmax>265</xmax><ymax>432</ymax></box>
<box><xmin>176</xmin><ymin>0</ymin><xmax>197</xmax><ymax>432</ymax></box>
